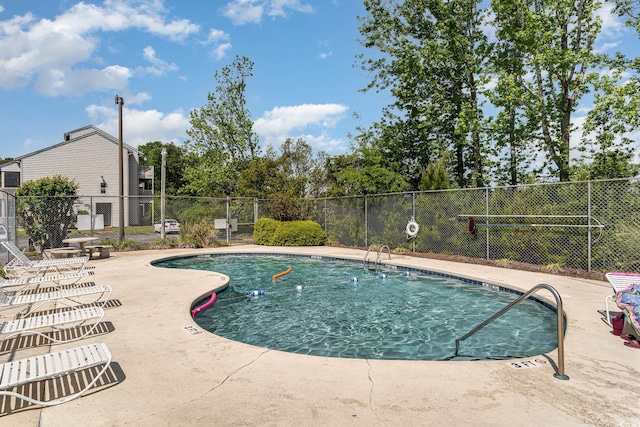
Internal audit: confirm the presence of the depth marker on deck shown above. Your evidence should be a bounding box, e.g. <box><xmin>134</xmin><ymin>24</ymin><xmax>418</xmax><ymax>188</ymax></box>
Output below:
<box><xmin>507</xmin><ymin>358</ymin><xmax>549</xmax><ymax>369</ymax></box>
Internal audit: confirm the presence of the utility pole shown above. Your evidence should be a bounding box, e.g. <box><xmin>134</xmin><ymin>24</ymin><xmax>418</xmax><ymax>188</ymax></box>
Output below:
<box><xmin>115</xmin><ymin>95</ymin><xmax>125</xmax><ymax>243</ymax></box>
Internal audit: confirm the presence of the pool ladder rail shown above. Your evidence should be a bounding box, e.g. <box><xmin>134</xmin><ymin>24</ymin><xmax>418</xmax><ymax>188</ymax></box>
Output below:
<box><xmin>454</xmin><ymin>283</ymin><xmax>569</xmax><ymax>380</ymax></box>
<box><xmin>364</xmin><ymin>244</ymin><xmax>391</xmax><ymax>267</ymax></box>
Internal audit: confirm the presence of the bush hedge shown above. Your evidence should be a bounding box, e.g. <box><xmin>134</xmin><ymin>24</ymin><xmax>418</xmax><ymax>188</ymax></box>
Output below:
<box><xmin>254</xmin><ymin>218</ymin><xmax>326</xmax><ymax>246</ymax></box>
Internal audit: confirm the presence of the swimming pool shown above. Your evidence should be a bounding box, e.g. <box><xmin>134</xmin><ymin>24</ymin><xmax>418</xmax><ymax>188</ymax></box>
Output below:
<box><xmin>154</xmin><ymin>254</ymin><xmax>561</xmax><ymax>361</ymax></box>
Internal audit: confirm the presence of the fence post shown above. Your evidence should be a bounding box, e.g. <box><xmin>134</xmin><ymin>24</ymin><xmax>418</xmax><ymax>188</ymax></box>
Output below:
<box><xmin>254</xmin><ymin>197</ymin><xmax>258</xmax><ymax>224</ymax></box>
<box><xmin>90</xmin><ymin>196</ymin><xmax>94</xmax><ymax>236</ymax></box>
<box><xmin>324</xmin><ymin>198</ymin><xmax>327</xmax><ymax>233</ymax></box>
<box><xmin>412</xmin><ymin>192</ymin><xmax>416</xmax><ymax>252</ymax></box>
<box><xmin>364</xmin><ymin>196</ymin><xmax>368</xmax><ymax>248</ymax></box>
<box><xmin>226</xmin><ymin>197</ymin><xmax>231</xmax><ymax>244</ymax></box>
<box><xmin>587</xmin><ymin>181</ymin><xmax>592</xmax><ymax>272</ymax></box>
<box><xmin>485</xmin><ymin>188</ymin><xmax>489</xmax><ymax>260</ymax></box>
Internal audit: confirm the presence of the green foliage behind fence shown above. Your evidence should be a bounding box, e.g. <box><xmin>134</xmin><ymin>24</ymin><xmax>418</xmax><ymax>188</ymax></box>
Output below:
<box><xmin>312</xmin><ymin>179</ymin><xmax>640</xmax><ymax>273</ymax></box>
<box><xmin>7</xmin><ymin>178</ymin><xmax>639</xmax><ymax>273</ymax></box>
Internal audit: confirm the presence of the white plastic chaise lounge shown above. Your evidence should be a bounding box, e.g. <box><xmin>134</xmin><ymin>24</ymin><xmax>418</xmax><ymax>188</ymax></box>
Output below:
<box><xmin>0</xmin><ymin>342</ymin><xmax>112</xmax><ymax>406</ymax></box>
<box><xmin>0</xmin><ymin>285</ymin><xmax>112</xmax><ymax>317</ymax></box>
<box><xmin>604</xmin><ymin>272</ymin><xmax>640</xmax><ymax>326</ymax></box>
<box><xmin>0</xmin><ymin>306</ymin><xmax>105</xmax><ymax>347</ymax></box>
<box><xmin>1</xmin><ymin>241</ymin><xmax>89</xmax><ymax>278</ymax></box>
<box><xmin>0</xmin><ymin>271</ymin><xmax>92</xmax><ymax>294</ymax></box>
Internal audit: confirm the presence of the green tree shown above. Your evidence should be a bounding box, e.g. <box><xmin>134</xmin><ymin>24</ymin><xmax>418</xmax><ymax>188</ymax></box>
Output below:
<box><xmin>579</xmin><ymin>53</ymin><xmax>640</xmax><ymax>177</ymax></box>
<box><xmin>138</xmin><ymin>141</ymin><xmax>186</xmax><ymax>194</ymax></box>
<box><xmin>486</xmin><ymin>6</ymin><xmax>538</xmax><ymax>185</ymax></box>
<box><xmin>182</xmin><ymin>55</ymin><xmax>259</xmax><ymax>196</ymax></box>
<box><xmin>15</xmin><ymin>176</ymin><xmax>79</xmax><ymax>252</ymax></box>
<box><xmin>419</xmin><ymin>154</ymin><xmax>453</xmax><ymax>190</ymax></box>
<box><xmin>491</xmin><ymin>0</ymin><xmax>604</xmax><ymax>181</ymax></box>
<box><xmin>358</xmin><ymin>0</ymin><xmax>492</xmax><ymax>188</ymax></box>
<box><xmin>322</xmin><ymin>146</ymin><xmax>409</xmax><ymax>197</ymax></box>
<box><xmin>238</xmin><ymin>139</ymin><xmax>317</xmax><ymax>198</ymax></box>
<box><xmin>238</xmin><ymin>138</ymin><xmax>324</xmax><ymax>219</ymax></box>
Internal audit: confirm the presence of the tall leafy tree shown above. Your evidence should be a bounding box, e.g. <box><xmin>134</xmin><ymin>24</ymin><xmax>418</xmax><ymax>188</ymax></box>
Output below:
<box><xmin>182</xmin><ymin>56</ymin><xmax>259</xmax><ymax>196</ymax></box>
<box><xmin>491</xmin><ymin>0</ymin><xmax>604</xmax><ymax>181</ymax></box>
<box><xmin>358</xmin><ymin>0</ymin><xmax>492</xmax><ymax>188</ymax></box>
<box><xmin>579</xmin><ymin>60</ymin><xmax>640</xmax><ymax>178</ymax></box>
<box><xmin>576</xmin><ymin>1</ymin><xmax>640</xmax><ymax>177</ymax></box>
<box><xmin>486</xmin><ymin>5</ymin><xmax>538</xmax><ymax>185</ymax></box>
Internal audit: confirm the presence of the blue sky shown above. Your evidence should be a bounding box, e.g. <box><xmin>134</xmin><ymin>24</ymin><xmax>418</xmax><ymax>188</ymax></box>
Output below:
<box><xmin>0</xmin><ymin>0</ymin><xmax>389</xmax><ymax>159</ymax></box>
<box><xmin>0</xmin><ymin>0</ymin><xmax>637</xmax><ymax>163</ymax></box>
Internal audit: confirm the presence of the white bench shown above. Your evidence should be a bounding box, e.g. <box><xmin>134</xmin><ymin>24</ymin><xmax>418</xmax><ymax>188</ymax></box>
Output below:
<box><xmin>85</xmin><ymin>245</ymin><xmax>113</xmax><ymax>259</ymax></box>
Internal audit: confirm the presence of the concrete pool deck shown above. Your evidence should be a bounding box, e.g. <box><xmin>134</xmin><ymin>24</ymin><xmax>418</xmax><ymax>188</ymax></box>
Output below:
<box><xmin>2</xmin><ymin>245</ymin><xmax>639</xmax><ymax>426</ymax></box>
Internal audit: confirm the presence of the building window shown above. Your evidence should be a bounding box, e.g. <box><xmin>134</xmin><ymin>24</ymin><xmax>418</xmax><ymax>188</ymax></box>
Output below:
<box><xmin>3</xmin><ymin>172</ymin><xmax>20</xmax><ymax>188</ymax></box>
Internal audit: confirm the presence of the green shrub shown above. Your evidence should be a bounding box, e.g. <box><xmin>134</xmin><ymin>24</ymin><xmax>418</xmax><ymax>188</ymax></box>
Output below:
<box><xmin>254</xmin><ymin>218</ymin><xmax>326</xmax><ymax>246</ymax></box>
<box><xmin>148</xmin><ymin>237</ymin><xmax>180</xmax><ymax>249</ymax></box>
<box><xmin>97</xmin><ymin>237</ymin><xmax>141</xmax><ymax>251</ymax></box>
<box><xmin>267</xmin><ymin>194</ymin><xmax>304</xmax><ymax>221</ymax></box>
<box><xmin>117</xmin><ymin>239</ymin><xmax>142</xmax><ymax>251</ymax></box>
<box><xmin>180</xmin><ymin>221</ymin><xmax>226</xmax><ymax>248</ymax></box>
<box><xmin>254</xmin><ymin>218</ymin><xmax>280</xmax><ymax>245</ymax></box>
<box><xmin>99</xmin><ymin>237</ymin><xmax>117</xmax><ymax>246</ymax></box>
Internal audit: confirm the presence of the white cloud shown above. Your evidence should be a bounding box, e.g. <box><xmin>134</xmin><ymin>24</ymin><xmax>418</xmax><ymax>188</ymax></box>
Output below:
<box><xmin>595</xmin><ymin>41</ymin><xmax>620</xmax><ymax>53</ymax></box>
<box><xmin>254</xmin><ymin>103</ymin><xmax>347</xmax><ymax>134</ymax></box>
<box><xmin>127</xmin><ymin>91</ymin><xmax>152</xmax><ymax>105</ymax></box>
<box><xmin>35</xmin><ymin>65</ymin><xmax>132</xmax><ymax>96</ymax></box>
<box><xmin>211</xmin><ymin>42</ymin><xmax>233</xmax><ymax>60</ymax></box>
<box><xmin>142</xmin><ymin>46</ymin><xmax>178</xmax><ymax>76</ymax></box>
<box><xmin>222</xmin><ymin>0</ymin><xmax>313</xmax><ymax>25</ymax></box>
<box><xmin>253</xmin><ymin>103</ymin><xmax>348</xmax><ymax>153</ymax></box>
<box><xmin>205</xmin><ymin>29</ymin><xmax>230</xmax><ymax>44</ymax></box>
<box><xmin>222</xmin><ymin>0</ymin><xmax>264</xmax><ymax>25</ymax></box>
<box><xmin>267</xmin><ymin>0</ymin><xmax>314</xmax><ymax>19</ymax></box>
<box><xmin>596</xmin><ymin>3</ymin><xmax>625</xmax><ymax>39</ymax></box>
<box><xmin>202</xmin><ymin>28</ymin><xmax>232</xmax><ymax>61</ymax></box>
<box><xmin>317</xmin><ymin>40</ymin><xmax>332</xmax><ymax>59</ymax></box>
<box><xmin>0</xmin><ymin>0</ymin><xmax>199</xmax><ymax>94</ymax></box>
<box><xmin>300</xmin><ymin>133</ymin><xmax>348</xmax><ymax>154</ymax></box>
<box><xmin>86</xmin><ymin>102</ymin><xmax>190</xmax><ymax>148</ymax></box>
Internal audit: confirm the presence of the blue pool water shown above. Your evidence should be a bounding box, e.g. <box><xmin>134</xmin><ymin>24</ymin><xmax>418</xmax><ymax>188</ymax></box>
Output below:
<box><xmin>154</xmin><ymin>254</ymin><xmax>560</xmax><ymax>361</ymax></box>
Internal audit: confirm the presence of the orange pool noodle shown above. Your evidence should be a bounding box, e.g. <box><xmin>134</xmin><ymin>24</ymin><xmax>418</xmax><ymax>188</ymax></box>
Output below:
<box><xmin>272</xmin><ymin>267</ymin><xmax>292</xmax><ymax>281</ymax></box>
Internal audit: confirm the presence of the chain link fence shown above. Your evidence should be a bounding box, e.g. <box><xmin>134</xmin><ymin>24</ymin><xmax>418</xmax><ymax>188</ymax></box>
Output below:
<box><xmin>309</xmin><ymin>178</ymin><xmax>640</xmax><ymax>273</ymax></box>
<box><xmin>0</xmin><ymin>194</ymin><xmax>257</xmax><ymax>262</ymax></box>
<box><xmin>2</xmin><ymin>178</ymin><xmax>639</xmax><ymax>273</ymax></box>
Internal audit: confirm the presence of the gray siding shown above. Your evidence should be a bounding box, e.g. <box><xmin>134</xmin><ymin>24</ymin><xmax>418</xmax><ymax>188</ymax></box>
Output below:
<box><xmin>6</xmin><ymin>129</ymin><xmax>141</xmax><ymax>227</ymax></box>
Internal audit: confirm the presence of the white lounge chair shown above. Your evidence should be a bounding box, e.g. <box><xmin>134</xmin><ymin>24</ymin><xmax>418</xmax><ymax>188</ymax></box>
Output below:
<box><xmin>0</xmin><ymin>342</ymin><xmax>112</xmax><ymax>406</ymax></box>
<box><xmin>0</xmin><ymin>306</ymin><xmax>105</xmax><ymax>347</ymax></box>
<box><xmin>1</xmin><ymin>241</ymin><xmax>89</xmax><ymax>278</ymax></box>
<box><xmin>0</xmin><ymin>271</ymin><xmax>92</xmax><ymax>293</ymax></box>
<box><xmin>604</xmin><ymin>272</ymin><xmax>640</xmax><ymax>326</ymax></box>
<box><xmin>0</xmin><ymin>285</ymin><xmax>112</xmax><ymax>317</ymax></box>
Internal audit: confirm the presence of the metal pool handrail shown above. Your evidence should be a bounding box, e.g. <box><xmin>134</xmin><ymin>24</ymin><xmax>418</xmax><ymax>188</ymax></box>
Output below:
<box><xmin>363</xmin><ymin>244</ymin><xmax>391</xmax><ymax>266</ymax></box>
<box><xmin>454</xmin><ymin>283</ymin><xmax>569</xmax><ymax>380</ymax></box>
